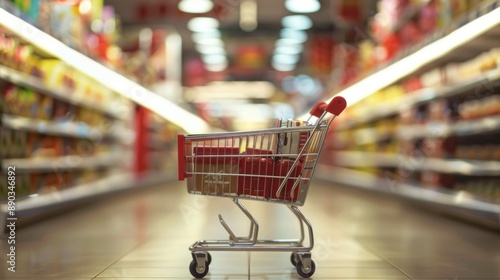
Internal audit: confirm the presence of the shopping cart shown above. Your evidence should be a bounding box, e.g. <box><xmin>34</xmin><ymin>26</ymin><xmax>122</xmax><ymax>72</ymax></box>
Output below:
<box><xmin>177</xmin><ymin>96</ymin><xmax>346</xmax><ymax>278</ymax></box>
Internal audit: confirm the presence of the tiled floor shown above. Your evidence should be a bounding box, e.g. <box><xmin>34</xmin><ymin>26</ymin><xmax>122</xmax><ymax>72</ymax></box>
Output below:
<box><xmin>1</xmin><ymin>180</ymin><xmax>499</xmax><ymax>279</ymax></box>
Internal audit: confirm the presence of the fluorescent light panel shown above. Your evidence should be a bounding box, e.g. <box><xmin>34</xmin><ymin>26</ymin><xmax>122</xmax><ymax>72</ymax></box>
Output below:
<box><xmin>280</xmin><ymin>28</ymin><xmax>308</xmax><ymax>43</ymax></box>
<box><xmin>281</xmin><ymin>15</ymin><xmax>313</xmax><ymax>30</ymax></box>
<box><xmin>285</xmin><ymin>0</ymin><xmax>320</xmax><ymax>13</ymax></box>
<box><xmin>187</xmin><ymin>17</ymin><xmax>219</xmax><ymax>32</ymax></box>
<box><xmin>178</xmin><ymin>0</ymin><xmax>214</xmax><ymax>13</ymax></box>
<box><xmin>0</xmin><ymin>8</ymin><xmax>211</xmax><ymax>133</ymax></box>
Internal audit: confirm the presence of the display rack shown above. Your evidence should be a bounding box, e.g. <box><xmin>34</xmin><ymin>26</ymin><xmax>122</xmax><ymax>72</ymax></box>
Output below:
<box><xmin>0</xmin><ymin>3</ymin><xmax>207</xmax><ymax>228</ymax></box>
<box><xmin>320</xmin><ymin>0</ymin><xmax>500</xmax><ymax>226</ymax></box>
<box><xmin>0</xmin><ymin>65</ymin><xmax>125</xmax><ymax>120</ymax></box>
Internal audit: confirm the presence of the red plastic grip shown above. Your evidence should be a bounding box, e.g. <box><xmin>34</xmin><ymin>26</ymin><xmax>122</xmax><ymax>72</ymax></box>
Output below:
<box><xmin>177</xmin><ymin>134</ymin><xmax>186</xmax><ymax>181</ymax></box>
<box><xmin>326</xmin><ymin>96</ymin><xmax>347</xmax><ymax>116</ymax></box>
<box><xmin>309</xmin><ymin>101</ymin><xmax>327</xmax><ymax>118</ymax></box>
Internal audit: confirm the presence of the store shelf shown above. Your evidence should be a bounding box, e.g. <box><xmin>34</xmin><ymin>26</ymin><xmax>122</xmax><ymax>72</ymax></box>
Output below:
<box><xmin>335</xmin><ymin>151</ymin><xmax>399</xmax><ymax>168</ymax></box>
<box><xmin>335</xmin><ymin>128</ymin><xmax>394</xmax><ymax>147</ymax></box>
<box><xmin>315</xmin><ymin>165</ymin><xmax>500</xmax><ymax>225</ymax></box>
<box><xmin>422</xmin><ymin>158</ymin><xmax>500</xmax><ymax>176</ymax></box>
<box><xmin>0</xmin><ymin>65</ymin><xmax>126</xmax><ymax>120</ymax></box>
<box><xmin>319</xmin><ymin>0</ymin><xmax>500</xmax><ymax>110</ymax></box>
<box><xmin>337</xmin><ymin>66</ymin><xmax>500</xmax><ymax>130</ymax></box>
<box><xmin>397</xmin><ymin>115</ymin><xmax>500</xmax><ymax>139</ymax></box>
<box><xmin>0</xmin><ymin>170</ymin><xmax>176</xmax><ymax>228</ymax></box>
<box><xmin>334</xmin><ymin>151</ymin><xmax>500</xmax><ymax>176</ymax></box>
<box><xmin>2</xmin><ymin>153</ymin><xmax>122</xmax><ymax>173</ymax></box>
<box><xmin>0</xmin><ymin>6</ymin><xmax>210</xmax><ymax>134</ymax></box>
<box><xmin>2</xmin><ymin>114</ymin><xmax>115</xmax><ymax>140</ymax></box>
<box><xmin>373</xmin><ymin>0</ymin><xmax>431</xmax><ymax>44</ymax></box>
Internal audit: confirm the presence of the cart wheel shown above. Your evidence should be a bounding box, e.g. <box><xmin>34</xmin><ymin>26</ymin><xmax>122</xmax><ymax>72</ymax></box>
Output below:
<box><xmin>207</xmin><ymin>252</ymin><xmax>212</xmax><ymax>265</ymax></box>
<box><xmin>290</xmin><ymin>253</ymin><xmax>298</xmax><ymax>266</ymax></box>
<box><xmin>189</xmin><ymin>260</ymin><xmax>209</xmax><ymax>278</ymax></box>
<box><xmin>296</xmin><ymin>259</ymin><xmax>315</xmax><ymax>278</ymax></box>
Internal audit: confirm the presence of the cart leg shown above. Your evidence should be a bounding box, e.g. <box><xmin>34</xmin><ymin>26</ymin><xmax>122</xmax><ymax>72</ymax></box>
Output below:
<box><xmin>290</xmin><ymin>206</ymin><xmax>314</xmax><ymax>250</ymax></box>
<box><xmin>218</xmin><ymin>198</ymin><xmax>259</xmax><ymax>245</ymax></box>
<box><xmin>289</xmin><ymin>206</ymin><xmax>305</xmax><ymax>246</ymax></box>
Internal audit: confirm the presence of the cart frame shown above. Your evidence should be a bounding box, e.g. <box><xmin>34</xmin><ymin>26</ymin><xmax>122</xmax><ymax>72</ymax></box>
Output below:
<box><xmin>178</xmin><ymin>97</ymin><xmax>346</xmax><ymax>278</ymax></box>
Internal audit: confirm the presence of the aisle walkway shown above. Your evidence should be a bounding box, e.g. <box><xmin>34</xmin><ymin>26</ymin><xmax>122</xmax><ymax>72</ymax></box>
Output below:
<box><xmin>1</xmin><ymin>180</ymin><xmax>499</xmax><ymax>279</ymax></box>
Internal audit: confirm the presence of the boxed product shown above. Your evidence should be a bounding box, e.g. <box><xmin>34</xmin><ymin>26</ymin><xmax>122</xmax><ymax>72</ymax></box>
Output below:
<box><xmin>275</xmin><ymin>119</ymin><xmax>309</xmax><ymax>160</ymax></box>
<box><xmin>192</xmin><ymin>146</ymin><xmax>239</xmax><ymax>195</ymax></box>
<box><xmin>238</xmin><ymin>157</ymin><xmax>274</xmax><ymax>198</ymax></box>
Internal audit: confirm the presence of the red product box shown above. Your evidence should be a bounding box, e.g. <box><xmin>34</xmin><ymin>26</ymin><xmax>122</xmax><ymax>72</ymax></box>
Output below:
<box><xmin>272</xmin><ymin>160</ymin><xmax>302</xmax><ymax>202</ymax></box>
<box><xmin>192</xmin><ymin>146</ymin><xmax>240</xmax><ymax>194</ymax></box>
<box><xmin>238</xmin><ymin>157</ymin><xmax>274</xmax><ymax>198</ymax></box>
<box><xmin>244</xmin><ymin>147</ymin><xmax>273</xmax><ymax>155</ymax></box>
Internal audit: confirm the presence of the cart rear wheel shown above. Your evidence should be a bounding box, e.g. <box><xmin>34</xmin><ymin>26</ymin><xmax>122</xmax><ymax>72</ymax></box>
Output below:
<box><xmin>189</xmin><ymin>260</ymin><xmax>209</xmax><ymax>278</ymax></box>
<box><xmin>296</xmin><ymin>259</ymin><xmax>315</xmax><ymax>278</ymax></box>
<box><xmin>290</xmin><ymin>253</ymin><xmax>298</xmax><ymax>266</ymax></box>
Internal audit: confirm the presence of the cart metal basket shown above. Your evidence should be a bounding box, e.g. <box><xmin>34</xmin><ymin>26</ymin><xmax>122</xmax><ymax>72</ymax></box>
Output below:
<box><xmin>178</xmin><ymin>96</ymin><xmax>346</xmax><ymax>278</ymax></box>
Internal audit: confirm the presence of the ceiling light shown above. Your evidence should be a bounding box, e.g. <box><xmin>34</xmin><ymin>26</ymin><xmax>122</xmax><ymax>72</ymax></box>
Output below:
<box><xmin>272</xmin><ymin>54</ymin><xmax>300</xmax><ymax>65</ymax></box>
<box><xmin>274</xmin><ymin>45</ymin><xmax>303</xmax><ymax>55</ymax></box>
<box><xmin>192</xmin><ymin>37</ymin><xmax>224</xmax><ymax>46</ymax></box>
<box><xmin>285</xmin><ymin>0</ymin><xmax>320</xmax><ymax>13</ymax></box>
<box><xmin>205</xmin><ymin>62</ymin><xmax>229</xmax><ymax>72</ymax></box>
<box><xmin>178</xmin><ymin>0</ymin><xmax>214</xmax><ymax>14</ymax></box>
<box><xmin>196</xmin><ymin>45</ymin><xmax>226</xmax><ymax>55</ymax></box>
<box><xmin>280</xmin><ymin>28</ymin><xmax>308</xmax><ymax>43</ymax></box>
<box><xmin>191</xmin><ymin>30</ymin><xmax>221</xmax><ymax>42</ymax></box>
<box><xmin>272</xmin><ymin>62</ymin><xmax>295</xmax><ymax>72</ymax></box>
<box><xmin>275</xmin><ymin>38</ymin><xmax>303</xmax><ymax>47</ymax></box>
<box><xmin>202</xmin><ymin>54</ymin><xmax>227</xmax><ymax>64</ymax></box>
<box><xmin>188</xmin><ymin>17</ymin><xmax>219</xmax><ymax>32</ymax></box>
<box><xmin>240</xmin><ymin>0</ymin><xmax>258</xmax><ymax>32</ymax></box>
<box><xmin>281</xmin><ymin>15</ymin><xmax>313</xmax><ymax>30</ymax></box>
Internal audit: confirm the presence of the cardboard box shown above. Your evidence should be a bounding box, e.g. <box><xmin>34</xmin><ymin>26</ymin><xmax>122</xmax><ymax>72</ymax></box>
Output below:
<box><xmin>192</xmin><ymin>146</ymin><xmax>239</xmax><ymax>195</ymax></box>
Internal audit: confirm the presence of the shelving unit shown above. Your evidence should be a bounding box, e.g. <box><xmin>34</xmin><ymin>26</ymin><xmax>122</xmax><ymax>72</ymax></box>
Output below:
<box><xmin>319</xmin><ymin>0</ymin><xmax>500</xmax><ymax>227</ymax></box>
<box><xmin>0</xmin><ymin>2</ymin><xmax>208</xmax><ymax>227</ymax></box>
<box><xmin>0</xmin><ymin>65</ymin><xmax>125</xmax><ymax>120</ymax></box>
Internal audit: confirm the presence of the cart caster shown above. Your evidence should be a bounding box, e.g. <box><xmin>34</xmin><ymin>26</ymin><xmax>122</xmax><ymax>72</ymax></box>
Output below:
<box><xmin>296</xmin><ymin>259</ymin><xmax>315</xmax><ymax>278</ymax></box>
<box><xmin>189</xmin><ymin>260</ymin><xmax>209</xmax><ymax>278</ymax></box>
<box><xmin>206</xmin><ymin>252</ymin><xmax>212</xmax><ymax>265</ymax></box>
<box><xmin>290</xmin><ymin>252</ymin><xmax>298</xmax><ymax>266</ymax></box>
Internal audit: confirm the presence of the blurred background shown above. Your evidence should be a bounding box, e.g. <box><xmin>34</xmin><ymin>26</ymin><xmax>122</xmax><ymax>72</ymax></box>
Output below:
<box><xmin>0</xmin><ymin>0</ymin><xmax>500</xmax><ymax>278</ymax></box>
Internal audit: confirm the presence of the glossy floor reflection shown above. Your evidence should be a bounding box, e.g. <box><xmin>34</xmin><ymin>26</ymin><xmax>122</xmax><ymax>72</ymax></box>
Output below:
<box><xmin>1</xmin><ymin>181</ymin><xmax>499</xmax><ymax>279</ymax></box>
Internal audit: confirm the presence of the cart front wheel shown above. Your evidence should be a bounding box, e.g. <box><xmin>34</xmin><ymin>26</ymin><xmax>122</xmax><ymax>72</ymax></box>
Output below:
<box><xmin>189</xmin><ymin>260</ymin><xmax>209</xmax><ymax>278</ymax></box>
<box><xmin>296</xmin><ymin>259</ymin><xmax>315</xmax><ymax>278</ymax></box>
<box><xmin>290</xmin><ymin>252</ymin><xmax>298</xmax><ymax>266</ymax></box>
<box><xmin>207</xmin><ymin>252</ymin><xmax>212</xmax><ymax>265</ymax></box>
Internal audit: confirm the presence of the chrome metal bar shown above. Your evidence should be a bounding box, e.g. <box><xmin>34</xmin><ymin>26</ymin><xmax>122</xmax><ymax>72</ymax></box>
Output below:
<box><xmin>218</xmin><ymin>198</ymin><xmax>259</xmax><ymax>245</ymax></box>
<box><xmin>276</xmin><ymin>112</ymin><xmax>329</xmax><ymax>198</ymax></box>
<box><xmin>185</xmin><ymin>125</ymin><xmax>327</xmax><ymax>140</ymax></box>
<box><xmin>290</xmin><ymin>205</ymin><xmax>314</xmax><ymax>250</ymax></box>
<box><xmin>289</xmin><ymin>205</ymin><xmax>305</xmax><ymax>245</ymax></box>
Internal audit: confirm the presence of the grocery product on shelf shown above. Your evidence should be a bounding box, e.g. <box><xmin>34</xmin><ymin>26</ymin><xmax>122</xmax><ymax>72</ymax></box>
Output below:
<box><xmin>321</xmin><ymin>0</ymin><xmax>500</xmax><ymax>227</ymax></box>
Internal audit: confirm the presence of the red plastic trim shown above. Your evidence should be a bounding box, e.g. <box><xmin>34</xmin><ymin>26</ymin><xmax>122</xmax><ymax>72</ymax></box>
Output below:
<box><xmin>177</xmin><ymin>134</ymin><xmax>186</xmax><ymax>181</ymax></box>
<box><xmin>326</xmin><ymin>96</ymin><xmax>347</xmax><ymax>116</ymax></box>
<box><xmin>309</xmin><ymin>101</ymin><xmax>327</xmax><ymax>118</ymax></box>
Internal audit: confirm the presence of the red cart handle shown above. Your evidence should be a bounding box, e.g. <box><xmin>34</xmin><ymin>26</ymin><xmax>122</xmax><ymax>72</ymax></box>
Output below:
<box><xmin>309</xmin><ymin>101</ymin><xmax>327</xmax><ymax>118</ymax></box>
<box><xmin>327</xmin><ymin>96</ymin><xmax>347</xmax><ymax>116</ymax></box>
<box><xmin>309</xmin><ymin>96</ymin><xmax>347</xmax><ymax>117</ymax></box>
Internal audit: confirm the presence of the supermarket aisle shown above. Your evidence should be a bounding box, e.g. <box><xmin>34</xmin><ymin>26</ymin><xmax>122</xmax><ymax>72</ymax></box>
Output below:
<box><xmin>1</xmin><ymin>180</ymin><xmax>499</xmax><ymax>279</ymax></box>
